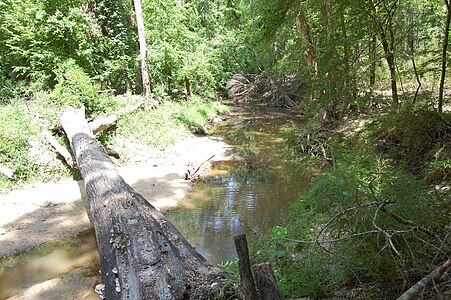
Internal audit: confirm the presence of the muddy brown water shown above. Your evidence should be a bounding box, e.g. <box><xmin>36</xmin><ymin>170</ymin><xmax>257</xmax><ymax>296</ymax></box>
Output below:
<box><xmin>0</xmin><ymin>104</ymin><xmax>307</xmax><ymax>298</ymax></box>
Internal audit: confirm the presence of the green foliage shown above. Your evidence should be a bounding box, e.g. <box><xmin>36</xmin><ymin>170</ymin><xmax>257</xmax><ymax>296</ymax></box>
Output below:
<box><xmin>0</xmin><ymin>102</ymin><xmax>39</xmax><ymax>183</ymax></box>
<box><xmin>217</xmin><ymin>257</ymin><xmax>239</xmax><ymax>278</ymax></box>
<box><xmin>173</xmin><ymin>96</ymin><xmax>228</xmax><ymax>130</ymax></box>
<box><xmin>50</xmin><ymin>59</ymin><xmax>119</xmax><ymax>115</ymax></box>
<box><xmin>0</xmin><ymin>0</ymin><xmax>104</xmax><ymax>86</ymax></box>
<box><xmin>116</xmin><ymin>98</ymin><xmax>229</xmax><ymax>151</ymax></box>
<box><xmin>258</xmin><ymin>115</ymin><xmax>450</xmax><ymax>298</ymax></box>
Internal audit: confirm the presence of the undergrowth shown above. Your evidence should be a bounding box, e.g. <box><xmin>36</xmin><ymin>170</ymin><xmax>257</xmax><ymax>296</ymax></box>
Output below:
<box><xmin>116</xmin><ymin>96</ymin><xmax>229</xmax><ymax>152</ymax></box>
<box><xmin>0</xmin><ymin>91</ymin><xmax>229</xmax><ymax>191</ymax></box>
<box><xmin>251</xmin><ymin>108</ymin><xmax>451</xmax><ymax>299</ymax></box>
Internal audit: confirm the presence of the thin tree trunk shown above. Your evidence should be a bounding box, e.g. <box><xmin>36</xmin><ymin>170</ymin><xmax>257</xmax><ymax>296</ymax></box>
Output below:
<box><xmin>369</xmin><ymin>36</ymin><xmax>377</xmax><ymax>108</ymax></box>
<box><xmin>370</xmin><ymin>0</ymin><xmax>399</xmax><ymax>108</ymax></box>
<box><xmin>185</xmin><ymin>76</ymin><xmax>192</xmax><ymax>98</ymax></box>
<box><xmin>386</xmin><ymin>1</ymin><xmax>399</xmax><ymax>107</ymax></box>
<box><xmin>295</xmin><ymin>7</ymin><xmax>317</xmax><ymax>76</ymax></box>
<box><xmin>125</xmin><ymin>72</ymin><xmax>131</xmax><ymax>94</ymax></box>
<box><xmin>133</xmin><ymin>0</ymin><xmax>155</xmax><ymax>108</ymax></box>
<box><xmin>438</xmin><ymin>0</ymin><xmax>451</xmax><ymax>113</ymax></box>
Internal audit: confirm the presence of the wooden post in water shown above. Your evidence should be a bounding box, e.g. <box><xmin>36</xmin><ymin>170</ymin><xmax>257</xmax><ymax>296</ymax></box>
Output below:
<box><xmin>234</xmin><ymin>234</ymin><xmax>258</xmax><ymax>300</ymax></box>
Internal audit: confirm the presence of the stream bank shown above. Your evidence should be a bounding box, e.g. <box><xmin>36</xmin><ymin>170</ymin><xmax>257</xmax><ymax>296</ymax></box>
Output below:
<box><xmin>0</xmin><ymin>135</ymin><xmax>234</xmax><ymax>299</ymax></box>
<box><xmin>0</xmin><ymin>103</ymin><xmax>307</xmax><ymax>299</ymax></box>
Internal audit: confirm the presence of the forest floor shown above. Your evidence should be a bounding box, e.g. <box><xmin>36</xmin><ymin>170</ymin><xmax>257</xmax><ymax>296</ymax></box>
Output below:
<box><xmin>0</xmin><ymin>134</ymin><xmax>236</xmax><ymax>257</ymax></box>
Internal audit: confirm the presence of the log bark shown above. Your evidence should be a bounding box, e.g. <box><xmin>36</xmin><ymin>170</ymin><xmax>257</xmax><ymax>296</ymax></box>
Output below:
<box><xmin>234</xmin><ymin>234</ymin><xmax>258</xmax><ymax>300</ymax></box>
<box><xmin>61</xmin><ymin>106</ymin><xmax>222</xmax><ymax>299</ymax></box>
<box><xmin>251</xmin><ymin>263</ymin><xmax>284</xmax><ymax>300</ymax></box>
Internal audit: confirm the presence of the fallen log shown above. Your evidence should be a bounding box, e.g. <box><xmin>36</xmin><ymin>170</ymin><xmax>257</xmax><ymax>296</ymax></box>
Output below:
<box><xmin>89</xmin><ymin>100</ymin><xmax>144</xmax><ymax>135</ymax></box>
<box><xmin>53</xmin><ymin>100</ymin><xmax>144</xmax><ymax>135</ymax></box>
<box><xmin>61</xmin><ymin>106</ymin><xmax>223</xmax><ymax>299</ymax></box>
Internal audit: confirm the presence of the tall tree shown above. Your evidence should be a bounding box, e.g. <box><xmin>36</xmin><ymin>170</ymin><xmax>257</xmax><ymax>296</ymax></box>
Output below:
<box><xmin>438</xmin><ymin>0</ymin><xmax>451</xmax><ymax>113</ymax></box>
<box><xmin>133</xmin><ymin>0</ymin><xmax>154</xmax><ymax>107</ymax></box>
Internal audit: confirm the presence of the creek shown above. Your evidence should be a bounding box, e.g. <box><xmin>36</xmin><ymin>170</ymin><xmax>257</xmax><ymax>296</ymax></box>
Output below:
<box><xmin>0</xmin><ymin>103</ymin><xmax>307</xmax><ymax>299</ymax></box>
<box><xmin>167</xmin><ymin>104</ymin><xmax>307</xmax><ymax>264</ymax></box>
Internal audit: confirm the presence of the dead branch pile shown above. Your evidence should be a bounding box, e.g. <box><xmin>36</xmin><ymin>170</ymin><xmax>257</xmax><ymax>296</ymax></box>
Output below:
<box><xmin>226</xmin><ymin>74</ymin><xmax>305</xmax><ymax>107</ymax></box>
<box><xmin>226</xmin><ymin>74</ymin><xmax>251</xmax><ymax>102</ymax></box>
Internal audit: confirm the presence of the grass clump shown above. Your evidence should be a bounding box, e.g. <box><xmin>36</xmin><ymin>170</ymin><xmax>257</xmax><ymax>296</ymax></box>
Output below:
<box><xmin>116</xmin><ymin>97</ymin><xmax>228</xmax><ymax>150</ymax></box>
<box><xmin>0</xmin><ymin>102</ymin><xmax>39</xmax><ymax>184</ymax></box>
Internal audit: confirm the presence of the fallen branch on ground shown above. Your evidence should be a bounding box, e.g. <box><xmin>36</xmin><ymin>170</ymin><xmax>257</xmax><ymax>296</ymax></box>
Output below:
<box><xmin>42</xmin><ymin>129</ymin><xmax>76</xmax><ymax>168</ymax></box>
<box><xmin>185</xmin><ymin>155</ymin><xmax>215</xmax><ymax>182</ymax></box>
<box><xmin>397</xmin><ymin>257</ymin><xmax>451</xmax><ymax>300</ymax></box>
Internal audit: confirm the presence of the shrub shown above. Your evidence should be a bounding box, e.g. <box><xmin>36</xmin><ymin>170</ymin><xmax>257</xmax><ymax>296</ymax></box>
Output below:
<box><xmin>260</xmin><ymin>116</ymin><xmax>450</xmax><ymax>299</ymax></box>
<box><xmin>51</xmin><ymin>59</ymin><xmax>117</xmax><ymax>116</ymax></box>
<box><xmin>370</xmin><ymin>109</ymin><xmax>451</xmax><ymax>175</ymax></box>
<box><xmin>0</xmin><ymin>102</ymin><xmax>39</xmax><ymax>182</ymax></box>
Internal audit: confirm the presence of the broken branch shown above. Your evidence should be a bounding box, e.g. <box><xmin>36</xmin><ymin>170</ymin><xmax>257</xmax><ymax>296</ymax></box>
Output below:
<box><xmin>42</xmin><ymin>129</ymin><xmax>76</xmax><ymax>168</ymax></box>
<box><xmin>397</xmin><ymin>257</ymin><xmax>451</xmax><ymax>300</ymax></box>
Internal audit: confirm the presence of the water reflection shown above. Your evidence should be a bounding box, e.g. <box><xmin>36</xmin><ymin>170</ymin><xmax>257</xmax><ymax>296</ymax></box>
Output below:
<box><xmin>0</xmin><ymin>229</ymin><xmax>100</xmax><ymax>299</ymax></box>
<box><xmin>167</xmin><ymin>106</ymin><xmax>308</xmax><ymax>264</ymax></box>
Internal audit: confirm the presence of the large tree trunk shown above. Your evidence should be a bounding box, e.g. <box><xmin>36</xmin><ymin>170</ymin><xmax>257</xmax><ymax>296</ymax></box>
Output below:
<box><xmin>61</xmin><ymin>107</ymin><xmax>222</xmax><ymax>299</ymax></box>
<box><xmin>438</xmin><ymin>0</ymin><xmax>451</xmax><ymax>113</ymax></box>
<box><xmin>133</xmin><ymin>0</ymin><xmax>155</xmax><ymax>108</ymax></box>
